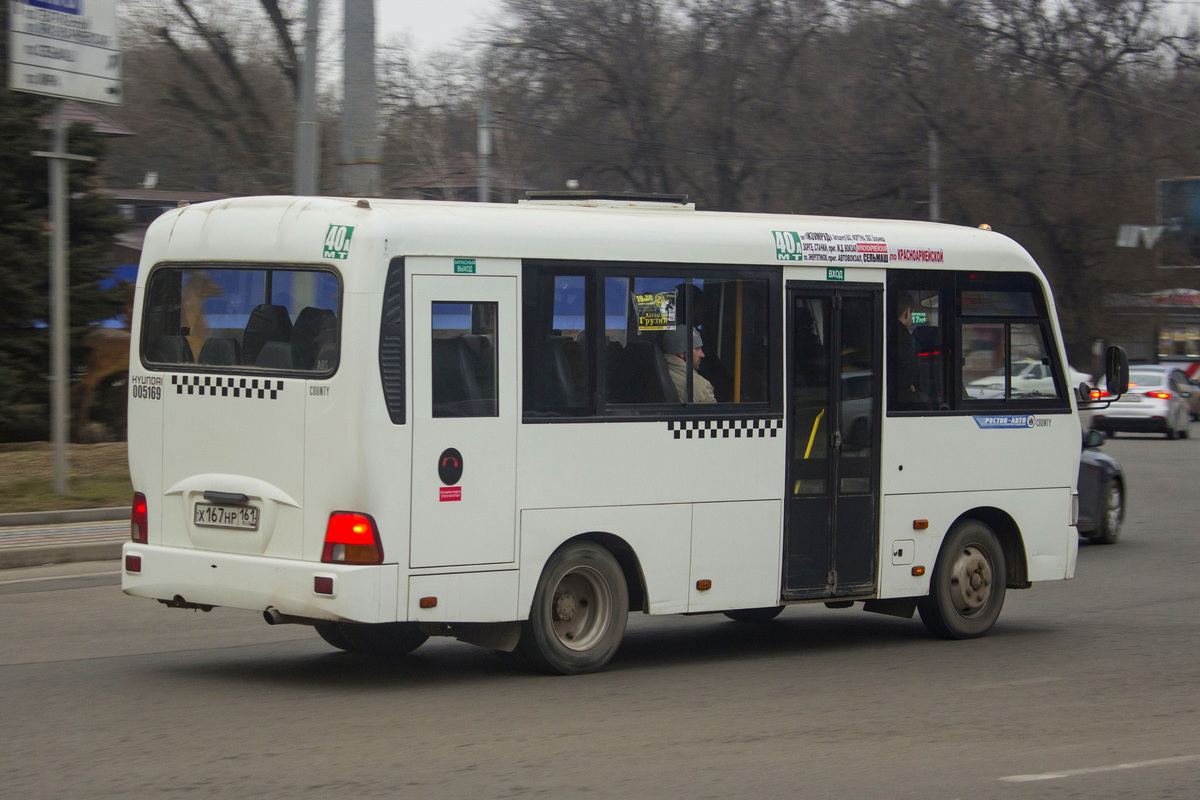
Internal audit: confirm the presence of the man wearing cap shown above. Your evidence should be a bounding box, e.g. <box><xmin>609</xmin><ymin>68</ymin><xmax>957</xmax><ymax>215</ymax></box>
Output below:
<box><xmin>664</xmin><ymin>327</ymin><xmax>716</xmax><ymax>403</ymax></box>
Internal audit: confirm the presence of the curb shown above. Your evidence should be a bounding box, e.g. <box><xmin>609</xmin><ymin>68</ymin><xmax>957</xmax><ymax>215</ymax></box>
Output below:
<box><xmin>0</xmin><ymin>507</ymin><xmax>127</xmax><ymax>528</ymax></box>
<box><xmin>0</xmin><ymin>542</ymin><xmax>123</xmax><ymax>570</ymax></box>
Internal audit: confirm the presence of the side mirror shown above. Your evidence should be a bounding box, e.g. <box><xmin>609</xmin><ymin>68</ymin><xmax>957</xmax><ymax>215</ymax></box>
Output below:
<box><xmin>1105</xmin><ymin>346</ymin><xmax>1129</xmax><ymax>396</ymax></box>
<box><xmin>1076</xmin><ymin>382</ymin><xmax>1092</xmax><ymax>403</ymax></box>
<box><xmin>1083</xmin><ymin>429</ymin><xmax>1105</xmax><ymax>448</ymax></box>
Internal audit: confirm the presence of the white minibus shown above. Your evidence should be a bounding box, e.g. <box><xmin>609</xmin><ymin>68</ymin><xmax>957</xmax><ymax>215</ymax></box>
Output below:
<box><xmin>122</xmin><ymin>193</ymin><xmax>1125</xmax><ymax>674</ymax></box>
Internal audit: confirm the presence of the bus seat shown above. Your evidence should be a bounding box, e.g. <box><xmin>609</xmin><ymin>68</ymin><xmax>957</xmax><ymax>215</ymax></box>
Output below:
<box><xmin>150</xmin><ymin>334</ymin><xmax>194</xmax><ymax>364</ymax></box>
<box><xmin>623</xmin><ymin>338</ymin><xmax>676</xmax><ymax>403</ymax></box>
<box><xmin>604</xmin><ymin>341</ymin><xmax>629</xmax><ymax>402</ymax></box>
<box><xmin>313</xmin><ymin>342</ymin><xmax>338</xmax><ymax>372</ymax></box>
<box><xmin>254</xmin><ymin>341</ymin><xmax>296</xmax><ymax>369</ymax></box>
<box><xmin>243</xmin><ymin>304</ymin><xmax>293</xmax><ymax>366</ymax></box>
<box><xmin>459</xmin><ymin>334</ymin><xmax>495</xmax><ymax>400</ymax></box>
<box><xmin>534</xmin><ymin>337</ymin><xmax>587</xmax><ymax>409</ymax></box>
<box><xmin>292</xmin><ymin>307</ymin><xmax>337</xmax><ymax>370</ymax></box>
<box><xmin>197</xmin><ymin>336</ymin><xmax>241</xmax><ymax>366</ymax></box>
<box><xmin>432</xmin><ymin>336</ymin><xmax>485</xmax><ymax>416</ymax></box>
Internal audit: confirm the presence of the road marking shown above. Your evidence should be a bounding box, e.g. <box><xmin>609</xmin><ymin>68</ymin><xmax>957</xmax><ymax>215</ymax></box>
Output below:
<box><xmin>0</xmin><ymin>570</ymin><xmax>120</xmax><ymax>586</ymax></box>
<box><xmin>1000</xmin><ymin>754</ymin><xmax>1200</xmax><ymax>782</ymax></box>
<box><xmin>976</xmin><ymin>676</ymin><xmax>1063</xmax><ymax>690</ymax></box>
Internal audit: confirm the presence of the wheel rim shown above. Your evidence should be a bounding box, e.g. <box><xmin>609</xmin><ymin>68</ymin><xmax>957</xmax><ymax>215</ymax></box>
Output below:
<box><xmin>1105</xmin><ymin>483</ymin><xmax>1123</xmax><ymax>532</ymax></box>
<box><xmin>550</xmin><ymin>565</ymin><xmax>612</xmax><ymax>651</ymax></box>
<box><xmin>948</xmin><ymin>544</ymin><xmax>994</xmax><ymax>618</ymax></box>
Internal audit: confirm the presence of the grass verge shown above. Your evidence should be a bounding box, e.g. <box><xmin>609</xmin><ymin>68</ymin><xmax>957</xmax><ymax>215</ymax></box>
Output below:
<box><xmin>0</xmin><ymin>442</ymin><xmax>131</xmax><ymax>514</ymax></box>
<box><xmin>0</xmin><ymin>474</ymin><xmax>133</xmax><ymax>513</ymax></box>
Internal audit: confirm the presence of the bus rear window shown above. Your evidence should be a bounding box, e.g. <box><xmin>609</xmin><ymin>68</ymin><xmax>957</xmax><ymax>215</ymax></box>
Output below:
<box><xmin>141</xmin><ymin>266</ymin><xmax>341</xmax><ymax>374</ymax></box>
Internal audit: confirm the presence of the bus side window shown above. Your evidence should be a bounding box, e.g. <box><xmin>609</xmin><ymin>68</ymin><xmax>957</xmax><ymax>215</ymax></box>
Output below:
<box><xmin>522</xmin><ymin>273</ymin><xmax>590</xmax><ymax>417</ymax></box>
<box><xmin>432</xmin><ymin>302</ymin><xmax>498</xmax><ymax>418</ymax></box>
<box><xmin>887</xmin><ymin>284</ymin><xmax>945</xmax><ymax>412</ymax></box>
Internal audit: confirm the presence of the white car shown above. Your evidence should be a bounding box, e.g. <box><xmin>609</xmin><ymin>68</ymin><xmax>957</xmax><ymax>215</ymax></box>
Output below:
<box><xmin>1089</xmin><ymin>365</ymin><xmax>1192</xmax><ymax>439</ymax></box>
<box><xmin>967</xmin><ymin>360</ymin><xmax>1090</xmax><ymax>400</ymax></box>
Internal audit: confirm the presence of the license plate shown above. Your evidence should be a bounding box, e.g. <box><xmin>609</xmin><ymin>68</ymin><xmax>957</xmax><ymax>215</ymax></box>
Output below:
<box><xmin>194</xmin><ymin>502</ymin><xmax>259</xmax><ymax>531</ymax></box>
<box><xmin>1117</xmin><ymin>394</ymin><xmax>1142</xmax><ymax>403</ymax></box>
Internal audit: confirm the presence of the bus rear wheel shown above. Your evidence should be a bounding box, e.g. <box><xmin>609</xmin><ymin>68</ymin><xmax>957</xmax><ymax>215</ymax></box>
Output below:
<box><xmin>918</xmin><ymin>520</ymin><xmax>1006</xmax><ymax>640</ymax></box>
<box><xmin>518</xmin><ymin>541</ymin><xmax>629</xmax><ymax>675</ymax></box>
<box><xmin>315</xmin><ymin>621</ymin><xmax>429</xmax><ymax>656</ymax></box>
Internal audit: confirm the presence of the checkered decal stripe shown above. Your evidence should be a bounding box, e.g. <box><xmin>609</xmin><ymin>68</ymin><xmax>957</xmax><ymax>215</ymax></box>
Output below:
<box><xmin>172</xmin><ymin>375</ymin><xmax>285</xmax><ymax>399</ymax></box>
<box><xmin>667</xmin><ymin>418</ymin><xmax>782</xmax><ymax>439</ymax></box>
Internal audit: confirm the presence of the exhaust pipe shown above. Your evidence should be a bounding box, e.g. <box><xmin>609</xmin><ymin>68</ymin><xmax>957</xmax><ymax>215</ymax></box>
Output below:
<box><xmin>263</xmin><ymin>606</ymin><xmax>312</xmax><ymax>626</ymax></box>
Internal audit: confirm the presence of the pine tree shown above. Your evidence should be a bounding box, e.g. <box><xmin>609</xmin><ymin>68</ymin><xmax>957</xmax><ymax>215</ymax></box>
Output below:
<box><xmin>1</xmin><ymin>12</ymin><xmax>126</xmax><ymax>441</ymax></box>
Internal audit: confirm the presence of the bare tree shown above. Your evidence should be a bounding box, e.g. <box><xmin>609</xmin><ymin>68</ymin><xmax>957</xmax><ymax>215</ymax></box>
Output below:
<box><xmin>109</xmin><ymin>0</ymin><xmax>309</xmax><ymax>193</ymax></box>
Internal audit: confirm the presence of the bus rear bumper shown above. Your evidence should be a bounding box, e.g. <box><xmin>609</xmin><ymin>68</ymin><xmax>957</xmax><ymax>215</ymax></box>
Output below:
<box><xmin>121</xmin><ymin>543</ymin><xmax>399</xmax><ymax>624</ymax></box>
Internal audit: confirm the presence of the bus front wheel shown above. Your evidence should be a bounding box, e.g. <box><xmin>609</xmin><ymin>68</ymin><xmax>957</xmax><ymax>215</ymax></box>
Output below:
<box><xmin>918</xmin><ymin>520</ymin><xmax>1006</xmax><ymax>640</ymax></box>
<box><xmin>518</xmin><ymin>541</ymin><xmax>629</xmax><ymax>675</ymax></box>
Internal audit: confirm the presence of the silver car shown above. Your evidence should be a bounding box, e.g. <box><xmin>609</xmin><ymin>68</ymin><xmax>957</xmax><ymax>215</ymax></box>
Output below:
<box><xmin>1090</xmin><ymin>365</ymin><xmax>1192</xmax><ymax>439</ymax></box>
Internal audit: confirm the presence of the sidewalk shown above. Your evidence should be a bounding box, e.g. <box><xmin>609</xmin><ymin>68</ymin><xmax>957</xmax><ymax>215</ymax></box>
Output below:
<box><xmin>0</xmin><ymin>508</ymin><xmax>127</xmax><ymax>570</ymax></box>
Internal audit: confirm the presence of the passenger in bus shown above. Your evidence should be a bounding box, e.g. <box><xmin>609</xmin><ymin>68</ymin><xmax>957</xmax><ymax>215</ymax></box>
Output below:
<box><xmin>674</xmin><ymin>282</ymin><xmax>733</xmax><ymax>400</ymax></box>
<box><xmin>889</xmin><ymin>292</ymin><xmax>925</xmax><ymax>406</ymax></box>
<box><xmin>664</xmin><ymin>327</ymin><xmax>716</xmax><ymax>403</ymax></box>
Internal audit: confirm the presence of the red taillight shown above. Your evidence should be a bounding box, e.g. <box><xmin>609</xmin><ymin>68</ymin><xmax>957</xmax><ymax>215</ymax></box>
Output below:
<box><xmin>322</xmin><ymin>512</ymin><xmax>383</xmax><ymax>564</ymax></box>
<box><xmin>125</xmin><ymin>554</ymin><xmax>142</xmax><ymax>573</ymax></box>
<box><xmin>1090</xmin><ymin>389</ymin><xmax>1110</xmax><ymax>399</ymax></box>
<box><xmin>1146</xmin><ymin>391</ymin><xmax>1171</xmax><ymax>400</ymax></box>
<box><xmin>131</xmin><ymin>492</ymin><xmax>148</xmax><ymax>543</ymax></box>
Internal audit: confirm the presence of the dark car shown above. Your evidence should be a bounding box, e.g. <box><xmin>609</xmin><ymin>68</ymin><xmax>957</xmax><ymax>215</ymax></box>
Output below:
<box><xmin>1077</xmin><ymin>429</ymin><xmax>1125</xmax><ymax>544</ymax></box>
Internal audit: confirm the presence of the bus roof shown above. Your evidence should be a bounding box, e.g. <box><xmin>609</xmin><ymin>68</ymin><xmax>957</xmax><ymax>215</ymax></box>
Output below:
<box><xmin>140</xmin><ymin>195</ymin><xmax>1041</xmax><ymax>287</ymax></box>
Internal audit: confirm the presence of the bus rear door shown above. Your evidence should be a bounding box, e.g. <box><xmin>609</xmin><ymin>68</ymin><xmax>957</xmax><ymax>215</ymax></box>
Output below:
<box><xmin>410</xmin><ymin>274</ymin><xmax>518</xmax><ymax>568</ymax></box>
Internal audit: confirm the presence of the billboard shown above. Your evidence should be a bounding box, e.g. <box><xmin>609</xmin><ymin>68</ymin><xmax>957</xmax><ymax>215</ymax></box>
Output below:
<box><xmin>1158</xmin><ymin>178</ymin><xmax>1200</xmax><ymax>268</ymax></box>
<box><xmin>7</xmin><ymin>0</ymin><xmax>121</xmax><ymax>104</ymax></box>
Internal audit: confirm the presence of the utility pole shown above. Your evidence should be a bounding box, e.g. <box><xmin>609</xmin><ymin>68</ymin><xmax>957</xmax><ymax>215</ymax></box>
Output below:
<box><xmin>294</xmin><ymin>0</ymin><xmax>320</xmax><ymax>195</ymax></box>
<box><xmin>341</xmin><ymin>0</ymin><xmax>380</xmax><ymax>196</ymax></box>
<box><xmin>929</xmin><ymin>129</ymin><xmax>941</xmax><ymax>223</ymax></box>
<box><xmin>477</xmin><ymin>99</ymin><xmax>491</xmax><ymax>202</ymax></box>
<box><xmin>48</xmin><ymin>103</ymin><xmax>70</xmax><ymax>495</ymax></box>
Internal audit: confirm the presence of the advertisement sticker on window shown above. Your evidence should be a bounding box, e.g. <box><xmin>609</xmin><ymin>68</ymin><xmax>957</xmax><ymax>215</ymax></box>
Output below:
<box><xmin>635</xmin><ymin>291</ymin><xmax>677</xmax><ymax>331</ymax></box>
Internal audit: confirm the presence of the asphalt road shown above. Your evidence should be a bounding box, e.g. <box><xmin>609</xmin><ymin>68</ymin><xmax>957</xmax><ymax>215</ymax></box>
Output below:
<box><xmin>2</xmin><ymin>432</ymin><xmax>1198</xmax><ymax>799</ymax></box>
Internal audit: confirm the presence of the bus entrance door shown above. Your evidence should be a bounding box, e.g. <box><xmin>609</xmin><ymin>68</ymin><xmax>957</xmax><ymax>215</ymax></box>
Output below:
<box><xmin>410</xmin><ymin>275</ymin><xmax>518</xmax><ymax>568</ymax></box>
<box><xmin>783</xmin><ymin>285</ymin><xmax>882</xmax><ymax>600</ymax></box>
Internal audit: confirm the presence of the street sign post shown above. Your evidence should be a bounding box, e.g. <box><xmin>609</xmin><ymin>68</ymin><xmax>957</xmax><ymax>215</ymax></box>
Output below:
<box><xmin>8</xmin><ymin>0</ymin><xmax>122</xmax><ymax>104</ymax></box>
<box><xmin>8</xmin><ymin>0</ymin><xmax>121</xmax><ymax>494</ymax></box>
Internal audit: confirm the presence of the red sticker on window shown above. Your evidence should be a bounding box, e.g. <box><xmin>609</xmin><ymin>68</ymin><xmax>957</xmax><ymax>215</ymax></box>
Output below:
<box><xmin>439</xmin><ymin>487</ymin><xmax>462</xmax><ymax>502</ymax></box>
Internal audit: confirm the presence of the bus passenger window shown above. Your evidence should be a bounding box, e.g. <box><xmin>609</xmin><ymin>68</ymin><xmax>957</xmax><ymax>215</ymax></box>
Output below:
<box><xmin>888</xmin><ymin>287</ymin><xmax>943</xmax><ymax>411</ymax></box>
<box><xmin>605</xmin><ymin>275</ymin><xmax>771</xmax><ymax>406</ymax></box>
<box><xmin>521</xmin><ymin>263</ymin><xmax>779</xmax><ymax>417</ymax></box>
<box><xmin>522</xmin><ymin>274</ymin><xmax>590</xmax><ymax>417</ymax></box>
<box><xmin>431</xmin><ymin>302</ymin><xmax>498</xmax><ymax>418</ymax></box>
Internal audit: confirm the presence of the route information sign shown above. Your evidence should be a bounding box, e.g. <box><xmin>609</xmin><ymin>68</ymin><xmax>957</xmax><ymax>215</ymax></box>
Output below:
<box><xmin>8</xmin><ymin>0</ymin><xmax>121</xmax><ymax>104</ymax></box>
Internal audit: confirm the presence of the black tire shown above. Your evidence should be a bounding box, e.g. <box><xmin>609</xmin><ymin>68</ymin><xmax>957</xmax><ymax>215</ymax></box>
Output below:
<box><xmin>1166</xmin><ymin>426</ymin><xmax>1176</xmax><ymax>440</ymax></box>
<box><xmin>918</xmin><ymin>520</ymin><xmax>1006</xmax><ymax>640</ymax></box>
<box><xmin>315</xmin><ymin>621</ymin><xmax>428</xmax><ymax>656</ymax></box>
<box><xmin>314</xmin><ymin>621</ymin><xmax>354</xmax><ymax>651</ymax></box>
<box><xmin>516</xmin><ymin>541</ymin><xmax>629</xmax><ymax>675</ymax></box>
<box><xmin>1093</xmin><ymin>478</ymin><xmax>1124</xmax><ymax>545</ymax></box>
<box><xmin>724</xmin><ymin>606</ymin><xmax>785</xmax><ymax>623</ymax></box>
